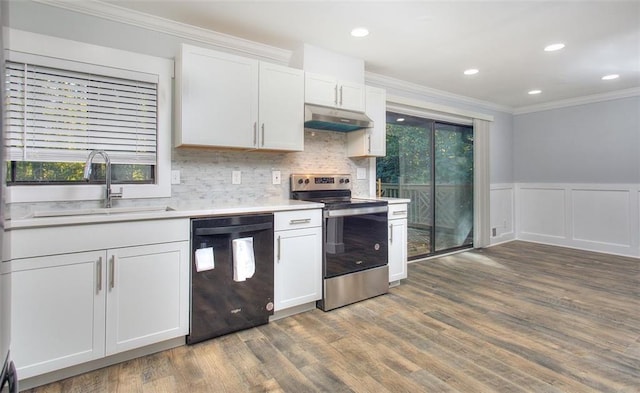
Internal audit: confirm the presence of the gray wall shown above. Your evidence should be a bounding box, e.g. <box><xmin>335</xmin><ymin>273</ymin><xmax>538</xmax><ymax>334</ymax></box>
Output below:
<box><xmin>513</xmin><ymin>96</ymin><xmax>640</xmax><ymax>183</ymax></box>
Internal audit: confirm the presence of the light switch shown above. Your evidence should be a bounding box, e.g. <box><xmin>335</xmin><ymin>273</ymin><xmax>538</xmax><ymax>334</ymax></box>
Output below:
<box><xmin>171</xmin><ymin>170</ymin><xmax>181</xmax><ymax>184</ymax></box>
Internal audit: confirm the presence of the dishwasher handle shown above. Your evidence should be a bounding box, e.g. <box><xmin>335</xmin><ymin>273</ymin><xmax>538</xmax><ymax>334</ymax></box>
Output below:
<box><xmin>194</xmin><ymin>222</ymin><xmax>273</xmax><ymax>236</ymax></box>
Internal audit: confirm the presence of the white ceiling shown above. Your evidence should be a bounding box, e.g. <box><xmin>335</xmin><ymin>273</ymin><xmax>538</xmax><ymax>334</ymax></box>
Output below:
<box><xmin>103</xmin><ymin>0</ymin><xmax>640</xmax><ymax>110</ymax></box>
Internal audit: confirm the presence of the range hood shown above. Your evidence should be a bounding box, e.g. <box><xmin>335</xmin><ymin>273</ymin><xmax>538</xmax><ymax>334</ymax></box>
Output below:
<box><xmin>304</xmin><ymin>104</ymin><xmax>373</xmax><ymax>132</ymax></box>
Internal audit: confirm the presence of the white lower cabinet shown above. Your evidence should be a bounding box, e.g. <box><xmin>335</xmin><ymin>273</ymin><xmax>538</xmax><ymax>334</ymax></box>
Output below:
<box><xmin>388</xmin><ymin>204</ymin><xmax>408</xmax><ymax>282</ymax></box>
<box><xmin>105</xmin><ymin>242</ymin><xmax>189</xmax><ymax>355</ymax></box>
<box><xmin>10</xmin><ymin>251</ymin><xmax>106</xmax><ymax>379</ymax></box>
<box><xmin>273</xmin><ymin>210</ymin><xmax>322</xmax><ymax>311</ymax></box>
<box><xmin>6</xmin><ymin>219</ymin><xmax>190</xmax><ymax>379</ymax></box>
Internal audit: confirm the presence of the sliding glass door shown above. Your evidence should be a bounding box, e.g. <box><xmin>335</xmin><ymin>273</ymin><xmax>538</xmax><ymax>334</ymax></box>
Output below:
<box><xmin>434</xmin><ymin>123</ymin><xmax>474</xmax><ymax>252</ymax></box>
<box><xmin>377</xmin><ymin>112</ymin><xmax>473</xmax><ymax>259</ymax></box>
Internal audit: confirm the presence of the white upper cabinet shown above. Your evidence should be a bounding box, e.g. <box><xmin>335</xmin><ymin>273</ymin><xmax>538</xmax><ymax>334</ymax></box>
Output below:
<box><xmin>176</xmin><ymin>44</ymin><xmax>258</xmax><ymax>149</ymax></box>
<box><xmin>304</xmin><ymin>72</ymin><xmax>366</xmax><ymax>112</ymax></box>
<box><xmin>338</xmin><ymin>80</ymin><xmax>367</xmax><ymax>112</ymax></box>
<box><xmin>258</xmin><ymin>62</ymin><xmax>304</xmax><ymax>151</ymax></box>
<box><xmin>175</xmin><ymin>44</ymin><xmax>304</xmax><ymax>151</ymax></box>
<box><xmin>347</xmin><ymin>85</ymin><xmax>387</xmax><ymax>157</ymax></box>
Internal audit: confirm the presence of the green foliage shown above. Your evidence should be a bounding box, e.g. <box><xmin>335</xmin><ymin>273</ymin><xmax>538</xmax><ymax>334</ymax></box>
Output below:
<box><xmin>376</xmin><ymin>117</ymin><xmax>473</xmax><ymax>185</ymax></box>
<box><xmin>7</xmin><ymin>161</ymin><xmax>154</xmax><ymax>184</ymax></box>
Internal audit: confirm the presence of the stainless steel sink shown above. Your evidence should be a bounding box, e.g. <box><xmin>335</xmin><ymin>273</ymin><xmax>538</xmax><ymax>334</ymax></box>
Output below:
<box><xmin>30</xmin><ymin>205</ymin><xmax>175</xmax><ymax>218</ymax></box>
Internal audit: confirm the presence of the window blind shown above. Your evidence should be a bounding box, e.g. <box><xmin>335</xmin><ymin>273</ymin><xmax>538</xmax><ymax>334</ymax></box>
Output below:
<box><xmin>5</xmin><ymin>61</ymin><xmax>158</xmax><ymax>165</ymax></box>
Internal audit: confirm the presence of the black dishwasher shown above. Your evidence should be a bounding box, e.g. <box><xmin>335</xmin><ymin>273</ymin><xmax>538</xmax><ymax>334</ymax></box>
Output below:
<box><xmin>188</xmin><ymin>214</ymin><xmax>274</xmax><ymax>345</ymax></box>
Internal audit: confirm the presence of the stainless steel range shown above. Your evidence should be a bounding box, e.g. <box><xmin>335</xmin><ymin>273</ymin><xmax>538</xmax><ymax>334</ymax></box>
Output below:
<box><xmin>291</xmin><ymin>174</ymin><xmax>389</xmax><ymax>311</ymax></box>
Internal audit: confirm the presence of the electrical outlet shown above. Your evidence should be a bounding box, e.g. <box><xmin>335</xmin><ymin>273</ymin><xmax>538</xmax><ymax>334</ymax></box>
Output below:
<box><xmin>356</xmin><ymin>167</ymin><xmax>367</xmax><ymax>180</ymax></box>
<box><xmin>170</xmin><ymin>170</ymin><xmax>181</xmax><ymax>185</ymax></box>
<box><xmin>492</xmin><ymin>228</ymin><xmax>497</xmax><ymax>237</ymax></box>
<box><xmin>232</xmin><ymin>170</ymin><xmax>241</xmax><ymax>185</ymax></box>
<box><xmin>272</xmin><ymin>170</ymin><xmax>281</xmax><ymax>185</ymax></box>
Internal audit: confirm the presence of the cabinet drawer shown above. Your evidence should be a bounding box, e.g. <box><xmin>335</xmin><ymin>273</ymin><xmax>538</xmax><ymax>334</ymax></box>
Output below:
<box><xmin>388</xmin><ymin>204</ymin><xmax>408</xmax><ymax>220</ymax></box>
<box><xmin>275</xmin><ymin>209</ymin><xmax>322</xmax><ymax>231</ymax></box>
<box><xmin>6</xmin><ymin>219</ymin><xmax>190</xmax><ymax>260</ymax></box>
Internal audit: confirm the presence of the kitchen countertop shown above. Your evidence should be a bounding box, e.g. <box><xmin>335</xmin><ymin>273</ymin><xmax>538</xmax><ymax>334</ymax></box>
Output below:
<box><xmin>6</xmin><ymin>196</ymin><xmax>410</xmax><ymax>230</ymax></box>
<box><xmin>5</xmin><ymin>199</ymin><xmax>324</xmax><ymax>230</ymax></box>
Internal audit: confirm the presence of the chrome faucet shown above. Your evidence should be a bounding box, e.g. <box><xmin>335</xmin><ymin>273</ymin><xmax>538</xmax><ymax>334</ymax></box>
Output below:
<box><xmin>83</xmin><ymin>150</ymin><xmax>122</xmax><ymax>208</ymax></box>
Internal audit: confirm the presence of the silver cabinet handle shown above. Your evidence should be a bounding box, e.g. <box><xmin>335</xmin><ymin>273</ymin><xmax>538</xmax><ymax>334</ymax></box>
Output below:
<box><xmin>339</xmin><ymin>85</ymin><xmax>343</xmax><ymax>106</ymax></box>
<box><xmin>97</xmin><ymin>256</ymin><xmax>102</xmax><ymax>293</ymax></box>
<box><xmin>289</xmin><ymin>218</ymin><xmax>311</xmax><ymax>225</ymax></box>
<box><xmin>334</xmin><ymin>84</ymin><xmax>338</xmax><ymax>105</ymax></box>
<box><xmin>253</xmin><ymin>122</ymin><xmax>257</xmax><ymax>146</ymax></box>
<box><xmin>389</xmin><ymin>223</ymin><xmax>394</xmax><ymax>243</ymax></box>
<box><xmin>393</xmin><ymin>211</ymin><xmax>407</xmax><ymax>215</ymax></box>
<box><xmin>109</xmin><ymin>255</ymin><xmax>116</xmax><ymax>289</ymax></box>
<box><xmin>261</xmin><ymin>123</ymin><xmax>265</xmax><ymax>146</ymax></box>
<box><xmin>277</xmin><ymin>235</ymin><xmax>281</xmax><ymax>261</ymax></box>
<box><xmin>368</xmin><ymin>133</ymin><xmax>372</xmax><ymax>153</ymax></box>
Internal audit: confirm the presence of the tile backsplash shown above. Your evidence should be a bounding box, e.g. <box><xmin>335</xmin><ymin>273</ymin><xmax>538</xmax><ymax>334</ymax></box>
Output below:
<box><xmin>7</xmin><ymin>130</ymin><xmax>371</xmax><ymax>219</ymax></box>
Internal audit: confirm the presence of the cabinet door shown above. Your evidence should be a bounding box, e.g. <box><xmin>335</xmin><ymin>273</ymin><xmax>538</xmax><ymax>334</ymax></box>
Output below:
<box><xmin>389</xmin><ymin>219</ymin><xmax>408</xmax><ymax>282</ymax></box>
<box><xmin>177</xmin><ymin>44</ymin><xmax>258</xmax><ymax>148</ymax></box>
<box><xmin>274</xmin><ymin>227</ymin><xmax>322</xmax><ymax>311</ymax></box>
<box><xmin>365</xmin><ymin>86</ymin><xmax>386</xmax><ymax>156</ymax></box>
<box><xmin>338</xmin><ymin>80</ymin><xmax>366</xmax><ymax>112</ymax></box>
<box><xmin>347</xmin><ymin>86</ymin><xmax>386</xmax><ymax>157</ymax></box>
<box><xmin>305</xmin><ymin>72</ymin><xmax>337</xmax><ymax>107</ymax></box>
<box><xmin>105</xmin><ymin>241</ymin><xmax>189</xmax><ymax>355</ymax></box>
<box><xmin>10</xmin><ymin>251</ymin><xmax>106</xmax><ymax>378</ymax></box>
<box><xmin>259</xmin><ymin>62</ymin><xmax>304</xmax><ymax>151</ymax></box>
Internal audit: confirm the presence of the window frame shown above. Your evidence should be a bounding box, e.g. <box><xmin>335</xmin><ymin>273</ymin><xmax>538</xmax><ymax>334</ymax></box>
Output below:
<box><xmin>4</xmin><ymin>29</ymin><xmax>173</xmax><ymax>203</ymax></box>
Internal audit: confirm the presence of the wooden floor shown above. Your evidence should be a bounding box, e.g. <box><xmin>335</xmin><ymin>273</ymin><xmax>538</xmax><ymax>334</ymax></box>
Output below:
<box><xmin>26</xmin><ymin>241</ymin><xmax>640</xmax><ymax>392</ymax></box>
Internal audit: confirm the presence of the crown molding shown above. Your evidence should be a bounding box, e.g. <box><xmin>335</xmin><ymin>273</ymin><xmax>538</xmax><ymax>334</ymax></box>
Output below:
<box><xmin>513</xmin><ymin>87</ymin><xmax>640</xmax><ymax>115</ymax></box>
<box><xmin>33</xmin><ymin>1</ymin><xmax>639</xmax><ymax>115</ymax></box>
<box><xmin>365</xmin><ymin>71</ymin><xmax>514</xmax><ymax>114</ymax></box>
<box><xmin>34</xmin><ymin>0</ymin><xmax>292</xmax><ymax>64</ymax></box>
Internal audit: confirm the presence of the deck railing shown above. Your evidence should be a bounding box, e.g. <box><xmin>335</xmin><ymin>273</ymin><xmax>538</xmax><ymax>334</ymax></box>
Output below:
<box><xmin>380</xmin><ymin>183</ymin><xmax>473</xmax><ymax>231</ymax></box>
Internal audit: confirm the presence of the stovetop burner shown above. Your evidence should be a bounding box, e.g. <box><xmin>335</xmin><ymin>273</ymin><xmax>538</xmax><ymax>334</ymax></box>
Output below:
<box><xmin>303</xmin><ymin>197</ymin><xmax>387</xmax><ymax>210</ymax></box>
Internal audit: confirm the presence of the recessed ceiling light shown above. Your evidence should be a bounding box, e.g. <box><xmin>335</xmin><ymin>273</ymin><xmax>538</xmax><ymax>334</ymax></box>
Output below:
<box><xmin>528</xmin><ymin>90</ymin><xmax>542</xmax><ymax>95</ymax></box>
<box><xmin>602</xmin><ymin>74</ymin><xmax>620</xmax><ymax>80</ymax></box>
<box><xmin>350</xmin><ymin>27</ymin><xmax>369</xmax><ymax>38</ymax></box>
<box><xmin>464</xmin><ymin>69</ymin><xmax>479</xmax><ymax>75</ymax></box>
<box><xmin>544</xmin><ymin>43</ymin><xmax>565</xmax><ymax>52</ymax></box>
<box><xmin>396</xmin><ymin>118</ymin><xmax>405</xmax><ymax>122</ymax></box>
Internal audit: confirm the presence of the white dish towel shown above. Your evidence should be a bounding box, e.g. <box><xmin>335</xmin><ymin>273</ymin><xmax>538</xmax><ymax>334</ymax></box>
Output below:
<box><xmin>232</xmin><ymin>237</ymin><xmax>255</xmax><ymax>282</ymax></box>
<box><xmin>194</xmin><ymin>247</ymin><xmax>215</xmax><ymax>272</ymax></box>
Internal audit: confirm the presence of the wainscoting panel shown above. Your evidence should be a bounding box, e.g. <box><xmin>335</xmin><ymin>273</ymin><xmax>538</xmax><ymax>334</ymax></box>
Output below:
<box><xmin>517</xmin><ymin>187</ymin><xmax>566</xmax><ymax>238</ymax></box>
<box><xmin>515</xmin><ymin>183</ymin><xmax>639</xmax><ymax>258</ymax></box>
<box><xmin>572</xmin><ymin>189</ymin><xmax>630</xmax><ymax>246</ymax></box>
<box><xmin>490</xmin><ymin>184</ymin><xmax>515</xmax><ymax>245</ymax></box>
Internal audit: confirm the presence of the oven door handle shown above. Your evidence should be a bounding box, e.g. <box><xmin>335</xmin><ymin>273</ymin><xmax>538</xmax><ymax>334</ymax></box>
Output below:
<box><xmin>324</xmin><ymin>205</ymin><xmax>388</xmax><ymax>218</ymax></box>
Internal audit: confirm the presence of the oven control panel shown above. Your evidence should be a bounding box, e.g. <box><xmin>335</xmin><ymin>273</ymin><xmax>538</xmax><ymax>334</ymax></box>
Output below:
<box><xmin>291</xmin><ymin>174</ymin><xmax>352</xmax><ymax>191</ymax></box>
